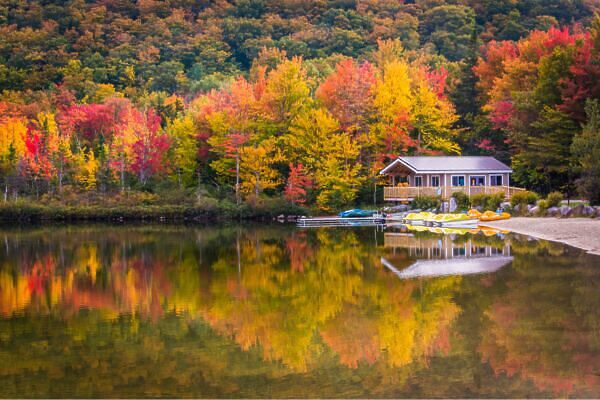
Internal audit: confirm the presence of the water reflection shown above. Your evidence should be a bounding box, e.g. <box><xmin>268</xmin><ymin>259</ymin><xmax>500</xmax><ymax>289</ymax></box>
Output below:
<box><xmin>382</xmin><ymin>228</ymin><xmax>512</xmax><ymax>278</ymax></box>
<box><xmin>0</xmin><ymin>224</ymin><xmax>598</xmax><ymax>398</ymax></box>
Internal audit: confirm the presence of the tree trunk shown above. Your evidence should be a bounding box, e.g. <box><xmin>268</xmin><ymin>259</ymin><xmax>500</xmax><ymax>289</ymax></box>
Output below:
<box><xmin>235</xmin><ymin>154</ymin><xmax>240</xmax><ymax>205</ymax></box>
<box><xmin>58</xmin><ymin>159</ymin><xmax>63</xmax><ymax>193</ymax></box>
<box><xmin>120</xmin><ymin>155</ymin><xmax>125</xmax><ymax>192</ymax></box>
<box><xmin>255</xmin><ymin>171</ymin><xmax>260</xmax><ymax>197</ymax></box>
<box><xmin>373</xmin><ymin>178</ymin><xmax>377</xmax><ymax>206</ymax></box>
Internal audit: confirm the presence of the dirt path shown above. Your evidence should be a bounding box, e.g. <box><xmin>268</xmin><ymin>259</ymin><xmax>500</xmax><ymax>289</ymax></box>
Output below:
<box><xmin>481</xmin><ymin>217</ymin><xmax>600</xmax><ymax>255</ymax></box>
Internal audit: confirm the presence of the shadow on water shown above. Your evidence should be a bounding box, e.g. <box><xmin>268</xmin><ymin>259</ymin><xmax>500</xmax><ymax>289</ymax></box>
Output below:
<box><xmin>0</xmin><ymin>223</ymin><xmax>598</xmax><ymax>398</ymax></box>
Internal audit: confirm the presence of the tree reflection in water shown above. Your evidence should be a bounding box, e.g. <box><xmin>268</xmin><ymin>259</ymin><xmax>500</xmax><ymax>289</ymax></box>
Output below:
<box><xmin>0</xmin><ymin>225</ymin><xmax>598</xmax><ymax>397</ymax></box>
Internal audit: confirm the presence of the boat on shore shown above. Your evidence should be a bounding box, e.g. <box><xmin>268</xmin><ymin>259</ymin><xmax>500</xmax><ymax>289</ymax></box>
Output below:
<box><xmin>403</xmin><ymin>211</ymin><xmax>435</xmax><ymax>226</ymax></box>
<box><xmin>479</xmin><ymin>210</ymin><xmax>511</xmax><ymax>221</ymax></box>
<box><xmin>401</xmin><ymin>212</ymin><xmax>478</xmax><ymax>228</ymax></box>
<box><xmin>338</xmin><ymin>209</ymin><xmax>378</xmax><ymax>218</ymax></box>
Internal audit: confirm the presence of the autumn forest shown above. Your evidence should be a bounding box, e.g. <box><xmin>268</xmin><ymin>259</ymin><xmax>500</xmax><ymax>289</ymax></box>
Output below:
<box><xmin>1</xmin><ymin>0</ymin><xmax>600</xmax><ymax>210</ymax></box>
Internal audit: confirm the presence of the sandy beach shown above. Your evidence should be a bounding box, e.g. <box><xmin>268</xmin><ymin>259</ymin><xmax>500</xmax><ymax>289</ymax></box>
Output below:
<box><xmin>482</xmin><ymin>217</ymin><xmax>600</xmax><ymax>255</ymax></box>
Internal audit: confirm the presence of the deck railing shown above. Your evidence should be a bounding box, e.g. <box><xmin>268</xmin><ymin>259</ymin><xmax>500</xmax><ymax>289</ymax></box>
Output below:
<box><xmin>383</xmin><ymin>185</ymin><xmax>526</xmax><ymax>201</ymax></box>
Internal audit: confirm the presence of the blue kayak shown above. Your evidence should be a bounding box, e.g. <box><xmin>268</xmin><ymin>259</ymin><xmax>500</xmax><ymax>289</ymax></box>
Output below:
<box><xmin>338</xmin><ymin>209</ymin><xmax>377</xmax><ymax>218</ymax></box>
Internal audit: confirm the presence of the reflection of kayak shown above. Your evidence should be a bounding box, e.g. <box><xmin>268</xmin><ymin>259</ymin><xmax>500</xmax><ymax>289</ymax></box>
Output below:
<box><xmin>429</xmin><ymin>227</ymin><xmax>477</xmax><ymax>235</ymax></box>
<box><xmin>479</xmin><ymin>211</ymin><xmax>511</xmax><ymax>221</ymax></box>
<box><xmin>478</xmin><ymin>227</ymin><xmax>504</xmax><ymax>236</ymax></box>
<box><xmin>338</xmin><ymin>209</ymin><xmax>376</xmax><ymax>218</ymax></box>
<box><xmin>404</xmin><ymin>224</ymin><xmax>430</xmax><ymax>232</ymax></box>
<box><xmin>404</xmin><ymin>225</ymin><xmax>479</xmax><ymax>235</ymax></box>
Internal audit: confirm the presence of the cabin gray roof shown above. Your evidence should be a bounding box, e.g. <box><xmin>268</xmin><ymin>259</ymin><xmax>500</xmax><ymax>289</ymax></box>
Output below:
<box><xmin>379</xmin><ymin>156</ymin><xmax>512</xmax><ymax>174</ymax></box>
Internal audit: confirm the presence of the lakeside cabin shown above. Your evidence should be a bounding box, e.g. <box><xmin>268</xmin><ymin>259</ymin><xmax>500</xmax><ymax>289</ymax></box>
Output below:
<box><xmin>380</xmin><ymin>156</ymin><xmax>525</xmax><ymax>202</ymax></box>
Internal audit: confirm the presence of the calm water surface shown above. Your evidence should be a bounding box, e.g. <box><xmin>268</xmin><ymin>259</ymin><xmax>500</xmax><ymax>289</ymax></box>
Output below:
<box><xmin>0</xmin><ymin>224</ymin><xmax>599</xmax><ymax>398</ymax></box>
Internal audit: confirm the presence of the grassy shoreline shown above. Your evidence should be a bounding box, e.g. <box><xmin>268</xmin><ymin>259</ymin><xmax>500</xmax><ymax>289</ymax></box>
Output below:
<box><xmin>0</xmin><ymin>201</ymin><xmax>309</xmax><ymax>223</ymax></box>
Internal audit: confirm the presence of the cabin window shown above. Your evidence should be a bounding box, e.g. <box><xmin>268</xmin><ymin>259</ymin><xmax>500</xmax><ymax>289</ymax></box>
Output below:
<box><xmin>452</xmin><ymin>246</ymin><xmax>466</xmax><ymax>257</ymax></box>
<box><xmin>451</xmin><ymin>175</ymin><xmax>465</xmax><ymax>187</ymax></box>
<box><xmin>430</xmin><ymin>176</ymin><xmax>440</xmax><ymax>187</ymax></box>
<box><xmin>414</xmin><ymin>176</ymin><xmax>423</xmax><ymax>187</ymax></box>
<box><xmin>470</xmin><ymin>175</ymin><xmax>485</xmax><ymax>186</ymax></box>
<box><xmin>471</xmin><ymin>246</ymin><xmax>487</xmax><ymax>256</ymax></box>
<box><xmin>490</xmin><ymin>175</ymin><xmax>503</xmax><ymax>186</ymax></box>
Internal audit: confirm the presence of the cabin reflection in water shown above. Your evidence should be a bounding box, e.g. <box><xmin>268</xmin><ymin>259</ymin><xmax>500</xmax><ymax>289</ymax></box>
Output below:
<box><xmin>382</xmin><ymin>232</ymin><xmax>512</xmax><ymax>279</ymax></box>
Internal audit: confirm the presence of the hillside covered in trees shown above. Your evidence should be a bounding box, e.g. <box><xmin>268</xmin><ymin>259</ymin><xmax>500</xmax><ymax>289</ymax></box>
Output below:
<box><xmin>0</xmin><ymin>0</ymin><xmax>599</xmax><ymax>209</ymax></box>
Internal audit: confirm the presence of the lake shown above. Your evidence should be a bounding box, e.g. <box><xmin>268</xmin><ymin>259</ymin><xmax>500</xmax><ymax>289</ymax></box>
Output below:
<box><xmin>0</xmin><ymin>224</ymin><xmax>598</xmax><ymax>398</ymax></box>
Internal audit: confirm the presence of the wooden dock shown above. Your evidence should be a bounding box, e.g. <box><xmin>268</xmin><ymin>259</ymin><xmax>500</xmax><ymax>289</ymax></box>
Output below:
<box><xmin>297</xmin><ymin>215</ymin><xmax>385</xmax><ymax>228</ymax></box>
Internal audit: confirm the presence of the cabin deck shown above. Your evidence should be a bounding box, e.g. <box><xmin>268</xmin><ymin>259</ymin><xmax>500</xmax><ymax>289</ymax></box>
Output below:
<box><xmin>383</xmin><ymin>185</ymin><xmax>525</xmax><ymax>201</ymax></box>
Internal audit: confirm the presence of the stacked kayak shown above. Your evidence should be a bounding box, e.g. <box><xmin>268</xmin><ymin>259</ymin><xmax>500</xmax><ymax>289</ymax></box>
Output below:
<box><xmin>467</xmin><ymin>209</ymin><xmax>482</xmax><ymax>218</ymax></box>
<box><xmin>429</xmin><ymin>213</ymin><xmax>478</xmax><ymax>228</ymax></box>
<box><xmin>479</xmin><ymin>210</ymin><xmax>511</xmax><ymax>221</ymax></box>
<box><xmin>403</xmin><ymin>212</ymin><xmax>435</xmax><ymax>226</ymax></box>
<box><xmin>402</xmin><ymin>212</ymin><xmax>477</xmax><ymax>228</ymax></box>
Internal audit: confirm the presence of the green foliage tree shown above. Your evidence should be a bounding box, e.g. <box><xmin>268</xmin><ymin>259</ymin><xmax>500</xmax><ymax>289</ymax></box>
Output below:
<box><xmin>571</xmin><ymin>99</ymin><xmax>600</xmax><ymax>205</ymax></box>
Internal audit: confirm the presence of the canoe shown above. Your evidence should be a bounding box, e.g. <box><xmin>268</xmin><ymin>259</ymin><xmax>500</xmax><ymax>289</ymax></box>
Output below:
<box><xmin>338</xmin><ymin>209</ymin><xmax>377</xmax><ymax>218</ymax></box>
<box><xmin>479</xmin><ymin>211</ymin><xmax>511</xmax><ymax>221</ymax></box>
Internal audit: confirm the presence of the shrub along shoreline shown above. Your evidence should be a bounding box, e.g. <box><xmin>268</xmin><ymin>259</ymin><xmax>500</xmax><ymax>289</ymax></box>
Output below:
<box><xmin>0</xmin><ymin>201</ymin><xmax>308</xmax><ymax>223</ymax></box>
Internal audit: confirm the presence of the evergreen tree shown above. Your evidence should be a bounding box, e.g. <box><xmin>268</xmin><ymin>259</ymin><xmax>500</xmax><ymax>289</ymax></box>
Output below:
<box><xmin>571</xmin><ymin>99</ymin><xmax>600</xmax><ymax>205</ymax></box>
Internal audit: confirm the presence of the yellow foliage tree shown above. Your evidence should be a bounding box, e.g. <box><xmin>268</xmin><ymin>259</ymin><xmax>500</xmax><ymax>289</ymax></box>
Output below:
<box><xmin>315</xmin><ymin>132</ymin><xmax>363</xmax><ymax>211</ymax></box>
<box><xmin>262</xmin><ymin>57</ymin><xmax>311</xmax><ymax>124</ymax></box>
<box><xmin>371</xmin><ymin>58</ymin><xmax>460</xmax><ymax>155</ymax></box>
<box><xmin>240</xmin><ymin>138</ymin><xmax>283</xmax><ymax>198</ymax></box>
<box><xmin>0</xmin><ymin>117</ymin><xmax>27</xmax><ymax>165</ymax></box>
<box><xmin>373</xmin><ymin>60</ymin><xmax>412</xmax><ymax>125</ymax></box>
<box><xmin>167</xmin><ymin>115</ymin><xmax>198</xmax><ymax>186</ymax></box>
<box><xmin>73</xmin><ymin>148</ymin><xmax>99</xmax><ymax>190</ymax></box>
<box><xmin>286</xmin><ymin>107</ymin><xmax>339</xmax><ymax>171</ymax></box>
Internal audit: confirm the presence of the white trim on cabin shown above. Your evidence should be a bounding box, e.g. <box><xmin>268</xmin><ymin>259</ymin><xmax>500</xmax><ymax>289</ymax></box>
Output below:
<box><xmin>379</xmin><ymin>158</ymin><xmax>415</xmax><ymax>175</ymax></box>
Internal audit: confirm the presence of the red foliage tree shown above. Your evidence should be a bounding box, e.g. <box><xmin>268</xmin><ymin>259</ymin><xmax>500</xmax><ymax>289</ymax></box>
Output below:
<box><xmin>559</xmin><ymin>33</ymin><xmax>600</xmax><ymax>121</ymax></box>
<box><xmin>129</xmin><ymin>109</ymin><xmax>171</xmax><ymax>185</ymax></box>
<box><xmin>316</xmin><ymin>59</ymin><xmax>376</xmax><ymax>131</ymax></box>
<box><xmin>284</xmin><ymin>163</ymin><xmax>312</xmax><ymax>205</ymax></box>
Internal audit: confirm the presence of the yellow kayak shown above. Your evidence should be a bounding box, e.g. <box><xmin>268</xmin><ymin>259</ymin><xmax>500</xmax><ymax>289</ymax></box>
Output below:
<box><xmin>404</xmin><ymin>212</ymin><xmax>435</xmax><ymax>225</ymax></box>
<box><xmin>479</xmin><ymin>211</ymin><xmax>511</xmax><ymax>222</ymax></box>
<box><xmin>467</xmin><ymin>209</ymin><xmax>482</xmax><ymax>218</ymax></box>
<box><xmin>430</xmin><ymin>213</ymin><xmax>479</xmax><ymax>228</ymax></box>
